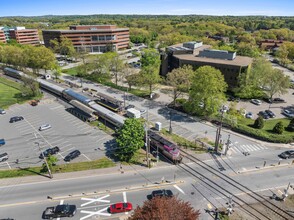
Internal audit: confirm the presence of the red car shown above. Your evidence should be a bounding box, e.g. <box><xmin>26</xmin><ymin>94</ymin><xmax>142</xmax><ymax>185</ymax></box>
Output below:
<box><xmin>109</xmin><ymin>202</ymin><xmax>133</xmax><ymax>213</ymax></box>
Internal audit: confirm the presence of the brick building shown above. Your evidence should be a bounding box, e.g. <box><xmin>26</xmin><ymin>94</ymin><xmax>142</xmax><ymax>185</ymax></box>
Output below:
<box><xmin>0</xmin><ymin>30</ymin><xmax>6</xmax><ymax>43</ymax></box>
<box><xmin>0</xmin><ymin>27</ymin><xmax>39</xmax><ymax>45</ymax></box>
<box><xmin>42</xmin><ymin>25</ymin><xmax>129</xmax><ymax>53</ymax></box>
<box><xmin>161</xmin><ymin>41</ymin><xmax>253</xmax><ymax>88</ymax></box>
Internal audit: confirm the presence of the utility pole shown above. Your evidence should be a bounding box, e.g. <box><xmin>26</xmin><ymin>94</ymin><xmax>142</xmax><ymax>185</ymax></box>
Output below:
<box><xmin>145</xmin><ymin>108</ymin><xmax>150</xmax><ymax>169</ymax></box>
<box><xmin>169</xmin><ymin>110</ymin><xmax>173</xmax><ymax>134</ymax></box>
<box><xmin>215</xmin><ymin>106</ymin><xmax>225</xmax><ymax>152</ymax></box>
<box><xmin>35</xmin><ymin>142</ymin><xmax>52</xmax><ymax>179</ymax></box>
<box><xmin>224</xmin><ymin>134</ymin><xmax>231</xmax><ymax>156</ymax></box>
<box><xmin>282</xmin><ymin>182</ymin><xmax>291</xmax><ymax>201</ymax></box>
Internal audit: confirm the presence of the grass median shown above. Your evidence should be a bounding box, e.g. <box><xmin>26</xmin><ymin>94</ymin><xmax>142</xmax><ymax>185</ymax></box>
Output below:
<box><xmin>0</xmin><ymin>157</ymin><xmax>115</xmax><ymax>179</ymax></box>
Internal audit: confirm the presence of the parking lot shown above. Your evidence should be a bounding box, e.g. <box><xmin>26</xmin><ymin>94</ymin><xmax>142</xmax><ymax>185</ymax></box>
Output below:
<box><xmin>0</xmin><ymin>94</ymin><xmax>114</xmax><ymax>170</ymax></box>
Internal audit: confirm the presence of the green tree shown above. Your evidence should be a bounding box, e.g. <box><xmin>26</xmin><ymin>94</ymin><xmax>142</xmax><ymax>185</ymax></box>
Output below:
<box><xmin>115</xmin><ymin>118</ymin><xmax>145</xmax><ymax>162</ymax></box>
<box><xmin>41</xmin><ymin>155</ymin><xmax>58</xmax><ymax>173</ymax></box>
<box><xmin>287</xmin><ymin>118</ymin><xmax>294</xmax><ymax>132</ymax></box>
<box><xmin>273</xmin><ymin>121</ymin><xmax>284</xmax><ymax>134</ymax></box>
<box><xmin>166</xmin><ymin>65</ymin><xmax>194</xmax><ymax>106</ymax></box>
<box><xmin>108</xmin><ymin>52</ymin><xmax>125</xmax><ymax>86</ymax></box>
<box><xmin>139</xmin><ymin>49</ymin><xmax>161</xmax><ymax>95</ymax></box>
<box><xmin>253</xmin><ymin>116</ymin><xmax>264</xmax><ymax>129</ymax></box>
<box><xmin>129</xmin><ymin>196</ymin><xmax>200</xmax><ymax>220</ymax></box>
<box><xmin>276</xmin><ymin>43</ymin><xmax>290</xmax><ymax>66</ymax></box>
<box><xmin>185</xmin><ymin>66</ymin><xmax>227</xmax><ymax>116</ymax></box>
<box><xmin>21</xmin><ymin>73</ymin><xmax>40</xmax><ymax>96</ymax></box>
<box><xmin>264</xmin><ymin>68</ymin><xmax>290</xmax><ymax>100</ymax></box>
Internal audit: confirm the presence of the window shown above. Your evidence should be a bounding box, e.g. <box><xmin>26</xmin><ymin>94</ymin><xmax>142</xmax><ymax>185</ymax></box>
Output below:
<box><xmin>99</xmin><ymin>35</ymin><xmax>105</xmax><ymax>41</ymax></box>
<box><xmin>91</xmin><ymin>36</ymin><xmax>98</xmax><ymax>41</ymax></box>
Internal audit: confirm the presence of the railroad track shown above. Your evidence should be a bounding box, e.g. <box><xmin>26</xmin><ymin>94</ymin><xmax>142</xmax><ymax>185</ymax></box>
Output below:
<box><xmin>178</xmin><ymin>149</ymin><xmax>294</xmax><ymax>220</ymax></box>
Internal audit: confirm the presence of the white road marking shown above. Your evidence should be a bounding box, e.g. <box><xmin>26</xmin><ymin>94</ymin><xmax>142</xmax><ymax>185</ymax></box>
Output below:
<box><xmin>123</xmin><ymin>191</ymin><xmax>128</xmax><ymax>214</ymax></box>
<box><xmin>6</xmin><ymin>162</ymin><xmax>11</xmax><ymax>169</ymax></box>
<box><xmin>56</xmin><ymin>200</ymin><xmax>64</xmax><ymax>220</ymax></box>
<box><xmin>173</xmin><ymin>185</ymin><xmax>185</xmax><ymax>195</ymax></box>
<box><xmin>80</xmin><ymin>207</ymin><xmax>111</xmax><ymax>220</ymax></box>
<box><xmin>81</xmin><ymin>195</ymin><xmax>110</xmax><ymax>207</ymax></box>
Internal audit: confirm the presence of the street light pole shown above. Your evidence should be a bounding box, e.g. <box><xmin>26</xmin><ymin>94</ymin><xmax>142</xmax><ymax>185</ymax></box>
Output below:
<box><xmin>35</xmin><ymin>142</ymin><xmax>53</xmax><ymax>179</ymax></box>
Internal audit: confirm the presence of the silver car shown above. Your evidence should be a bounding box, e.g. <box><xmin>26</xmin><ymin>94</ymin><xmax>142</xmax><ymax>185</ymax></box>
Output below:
<box><xmin>39</xmin><ymin>124</ymin><xmax>52</xmax><ymax>131</ymax></box>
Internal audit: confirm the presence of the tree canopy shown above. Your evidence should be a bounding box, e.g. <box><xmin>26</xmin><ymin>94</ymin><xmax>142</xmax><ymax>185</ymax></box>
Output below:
<box><xmin>115</xmin><ymin>118</ymin><xmax>145</xmax><ymax>162</ymax></box>
<box><xmin>185</xmin><ymin>66</ymin><xmax>227</xmax><ymax>116</ymax></box>
<box><xmin>129</xmin><ymin>196</ymin><xmax>200</xmax><ymax>220</ymax></box>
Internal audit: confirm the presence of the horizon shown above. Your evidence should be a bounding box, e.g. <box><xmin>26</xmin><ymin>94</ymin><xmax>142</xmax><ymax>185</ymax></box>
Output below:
<box><xmin>0</xmin><ymin>0</ymin><xmax>293</xmax><ymax>17</ymax></box>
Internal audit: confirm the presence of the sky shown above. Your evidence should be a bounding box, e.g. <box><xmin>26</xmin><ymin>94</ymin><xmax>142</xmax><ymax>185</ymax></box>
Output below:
<box><xmin>0</xmin><ymin>0</ymin><xmax>293</xmax><ymax>17</ymax></box>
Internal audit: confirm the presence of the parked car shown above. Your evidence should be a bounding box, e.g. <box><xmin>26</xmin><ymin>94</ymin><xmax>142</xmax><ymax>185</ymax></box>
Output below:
<box><xmin>258</xmin><ymin>111</ymin><xmax>270</xmax><ymax>119</ymax></box>
<box><xmin>0</xmin><ymin>153</ymin><xmax>8</xmax><ymax>162</ymax></box>
<box><xmin>39</xmin><ymin>146</ymin><xmax>60</xmax><ymax>159</ymax></box>
<box><xmin>227</xmin><ymin>96</ymin><xmax>240</xmax><ymax>102</ymax></box>
<box><xmin>9</xmin><ymin>116</ymin><xmax>24</xmax><ymax>123</ymax></box>
<box><xmin>251</xmin><ymin>99</ymin><xmax>262</xmax><ymax>105</ymax></box>
<box><xmin>0</xmin><ymin>109</ymin><xmax>6</xmax><ymax>114</ymax></box>
<box><xmin>64</xmin><ymin>150</ymin><xmax>81</xmax><ymax>162</ymax></box>
<box><xmin>43</xmin><ymin>204</ymin><xmax>77</xmax><ymax>219</ymax></box>
<box><xmin>279</xmin><ymin>150</ymin><xmax>294</xmax><ymax>159</ymax></box>
<box><xmin>282</xmin><ymin>109</ymin><xmax>294</xmax><ymax>118</ymax></box>
<box><xmin>245</xmin><ymin>112</ymin><xmax>253</xmax><ymax>119</ymax></box>
<box><xmin>265</xmin><ymin>110</ymin><xmax>276</xmax><ymax>118</ymax></box>
<box><xmin>39</xmin><ymin>124</ymin><xmax>51</xmax><ymax>131</ymax></box>
<box><xmin>273</xmin><ymin>98</ymin><xmax>285</xmax><ymax>103</ymax></box>
<box><xmin>151</xmin><ymin>189</ymin><xmax>173</xmax><ymax>199</ymax></box>
<box><xmin>0</xmin><ymin>139</ymin><xmax>5</xmax><ymax>146</ymax></box>
<box><xmin>109</xmin><ymin>202</ymin><xmax>133</xmax><ymax>213</ymax></box>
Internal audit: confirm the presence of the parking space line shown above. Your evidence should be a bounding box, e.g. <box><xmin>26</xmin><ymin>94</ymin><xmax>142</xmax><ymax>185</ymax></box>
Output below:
<box><xmin>60</xmin><ymin>147</ymin><xmax>75</xmax><ymax>154</ymax></box>
<box><xmin>123</xmin><ymin>191</ymin><xmax>128</xmax><ymax>214</ymax></box>
<box><xmin>173</xmin><ymin>185</ymin><xmax>185</xmax><ymax>195</ymax></box>
<box><xmin>82</xmin><ymin>154</ymin><xmax>91</xmax><ymax>161</ymax></box>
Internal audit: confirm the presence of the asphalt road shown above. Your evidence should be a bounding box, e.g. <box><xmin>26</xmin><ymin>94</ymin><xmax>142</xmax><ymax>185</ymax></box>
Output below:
<box><xmin>1</xmin><ymin>161</ymin><xmax>294</xmax><ymax>220</ymax></box>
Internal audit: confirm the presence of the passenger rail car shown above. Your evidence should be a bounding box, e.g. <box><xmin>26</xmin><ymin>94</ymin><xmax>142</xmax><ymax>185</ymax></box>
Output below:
<box><xmin>148</xmin><ymin>130</ymin><xmax>182</xmax><ymax>163</ymax></box>
<box><xmin>4</xmin><ymin>67</ymin><xmax>25</xmax><ymax>79</ymax></box>
<box><xmin>94</xmin><ymin>92</ymin><xmax>123</xmax><ymax>112</ymax></box>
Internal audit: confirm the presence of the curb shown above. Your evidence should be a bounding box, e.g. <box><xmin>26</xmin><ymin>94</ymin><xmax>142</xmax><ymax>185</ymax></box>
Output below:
<box><xmin>237</xmin><ymin>162</ymin><xmax>293</xmax><ymax>174</ymax></box>
<box><xmin>48</xmin><ymin>180</ymin><xmax>184</xmax><ymax>200</ymax></box>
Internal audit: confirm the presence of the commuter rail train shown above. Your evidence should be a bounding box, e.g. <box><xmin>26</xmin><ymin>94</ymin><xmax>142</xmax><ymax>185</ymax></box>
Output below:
<box><xmin>3</xmin><ymin>67</ymin><xmax>182</xmax><ymax>163</ymax></box>
<box><xmin>148</xmin><ymin>130</ymin><xmax>182</xmax><ymax>163</ymax></box>
<box><xmin>94</xmin><ymin>92</ymin><xmax>123</xmax><ymax>112</ymax></box>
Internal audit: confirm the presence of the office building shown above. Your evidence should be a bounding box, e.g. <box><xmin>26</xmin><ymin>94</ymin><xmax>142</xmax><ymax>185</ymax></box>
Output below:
<box><xmin>0</xmin><ymin>26</ymin><xmax>40</xmax><ymax>45</ymax></box>
<box><xmin>42</xmin><ymin>25</ymin><xmax>129</xmax><ymax>53</ymax></box>
<box><xmin>161</xmin><ymin>41</ymin><xmax>253</xmax><ymax>88</ymax></box>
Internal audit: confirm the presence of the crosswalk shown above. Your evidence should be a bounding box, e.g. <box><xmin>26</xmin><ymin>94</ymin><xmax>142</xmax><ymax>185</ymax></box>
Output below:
<box><xmin>230</xmin><ymin>144</ymin><xmax>268</xmax><ymax>154</ymax></box>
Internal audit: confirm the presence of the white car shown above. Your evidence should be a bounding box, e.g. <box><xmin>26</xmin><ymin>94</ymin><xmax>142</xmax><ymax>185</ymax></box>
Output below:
<box><xmin>282</xmin><ymin>109</ymin><xmax>294</xmax><ymax>118</ymax></box>
<box><xmin>251</xmin><ymin>99</ymin><xmax>262</xmax><ymax>105</ymax></box>
<box><xmin>39</xmin><ymin>124</ymin><xmax>52</xmax><ymax>131</ymax></box>
<box><xmin>0</xmin><ymin>109</ymin><xmax>6</xmax><ymax>114</ymax></box>
<box><xmin>245</xmin><ymin>112</ymin><xmax>253</xmax><ymax>119</ymax></box>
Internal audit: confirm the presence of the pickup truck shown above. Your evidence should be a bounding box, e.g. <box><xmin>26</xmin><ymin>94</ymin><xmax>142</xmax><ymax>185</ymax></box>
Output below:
<box><xmin>43</xmin><ymin>204</ymin><xmax>76</xmax><ymax>219</ymax></box>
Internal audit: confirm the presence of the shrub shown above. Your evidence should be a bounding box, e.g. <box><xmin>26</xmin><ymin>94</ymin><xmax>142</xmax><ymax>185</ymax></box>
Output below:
<box><xmin>253</xmin><ymin>116</ymin><xmax>264</xmax><ymax>129</ymax></box>
<box><xmin>287</xmin><ymin>118</ymin><xmax>294</xmax><ymax>132</ymax></box>
<box><xmin>273</xmin><ymin>121</ymin><xmax>284</xmax><ymax>134</ymax></box>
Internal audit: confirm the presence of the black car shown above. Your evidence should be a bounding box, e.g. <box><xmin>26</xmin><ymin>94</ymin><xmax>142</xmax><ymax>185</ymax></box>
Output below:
<box><xmin>9</xmin><ymin>116</ymin><xmax>24</xmax><ymax>123</ymax></box>
<box><xmin>264</xmin><ymin>110</ymin><xmax>276</xmax><ymax>118</ymax></box>
<box><xmin>273</xmin><ymin>98</ymin><xmax>285</xmax><ymax>103</ymax></box>
<box><xmin>39</xmin><ymin>146</ymin><xmax>60</xmax><ymax>159</ymax></box>
<box><xmin>64</xmin><ymin>150</ymin><xmax>81</xmax><ymax>162</ymax></box>
<box><xmin>125</xmin><ymin>104</ymin><xmax>135</xmax><ymax>110</ymax></box>
<box><xmin>151</xmin><ymin>189</ymin><xmax>173</xmax><ymax>199</ymax></box>
<box><xmin>278</xmin><ymin>150</ymin><xmax>294</xmax><ymax>159</ymax></box>
<box><xmin>258</xmin><ymin>111</ymin><xmax>269</xmax><ymax>119</ymax></box>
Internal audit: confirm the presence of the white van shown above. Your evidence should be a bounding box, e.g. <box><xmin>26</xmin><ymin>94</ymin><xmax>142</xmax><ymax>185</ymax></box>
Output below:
<box><xmin>126</xmin><ymin>108</ymin><xmax>141</xmax><ymax>119</ymax></box>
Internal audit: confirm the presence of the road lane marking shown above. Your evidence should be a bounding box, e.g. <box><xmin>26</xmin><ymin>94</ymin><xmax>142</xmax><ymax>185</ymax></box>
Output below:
<box><xmin>173</xmin><ymin>185</ymin><xmax>185</xmax><ymax>195</ymax></box>
<box><xmin>80</xmin><ymin>207</ymin><xmax>111</xmax><ymax>220</ymax></box>
<box><xmin>123</xmin><ymin>191</ymin><xmax>128</xmax><ymax>214</ymax></box>
<box><xmin>81</xmin><ymin>195</ymin><xmax>110</xmax><ymax>207</ymax></box>
<box><xmin>0</xmin><ymin>201</ymin><xmax>37</xmax><ymax>208</ymax></box>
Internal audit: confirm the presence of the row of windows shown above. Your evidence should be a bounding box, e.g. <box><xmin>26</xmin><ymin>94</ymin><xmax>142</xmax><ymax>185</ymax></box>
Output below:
<box><xmin>91</xmin><ymin>35</ymin><xmax>115</xmax><ymax>41</ymax></box>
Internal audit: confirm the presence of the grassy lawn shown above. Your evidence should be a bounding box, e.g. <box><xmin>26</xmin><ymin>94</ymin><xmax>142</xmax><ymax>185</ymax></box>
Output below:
<box><xmin>0</xmin><ymin>77</ymin><xmax>25</xmax><ymax>108</ymax></box>
<box><xmin>0</xmin><ymin>157</ymin><xmax>115</xmax><ymax>179</ymax></box>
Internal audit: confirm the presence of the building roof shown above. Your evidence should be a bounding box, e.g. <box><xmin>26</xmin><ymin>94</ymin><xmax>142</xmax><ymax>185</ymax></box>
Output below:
<box><xmin>42</xmin><ymin>28</ymin><xmax>129</xmax><ymax>33</ymax></box>
<box><xmin>173</xmin><ymin>53</ymin><xmax>252</xmax><ymax>67</ymax></box>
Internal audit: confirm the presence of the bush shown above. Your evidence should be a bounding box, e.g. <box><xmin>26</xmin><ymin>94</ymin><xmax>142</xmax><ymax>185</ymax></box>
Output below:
<box><xmin>273</xmin><ymin>121</ymin><xmax>284</xmax><ymax>134</ymax></box>
<box><xmin>287</xmin><ymin>118</ymin><xmax>294</xmax><ymax>132</ymax></box>
<box><xmin>253</xmin><ymin>116</ymin><xmax>264</xmax><ymax>129</ymax></box>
